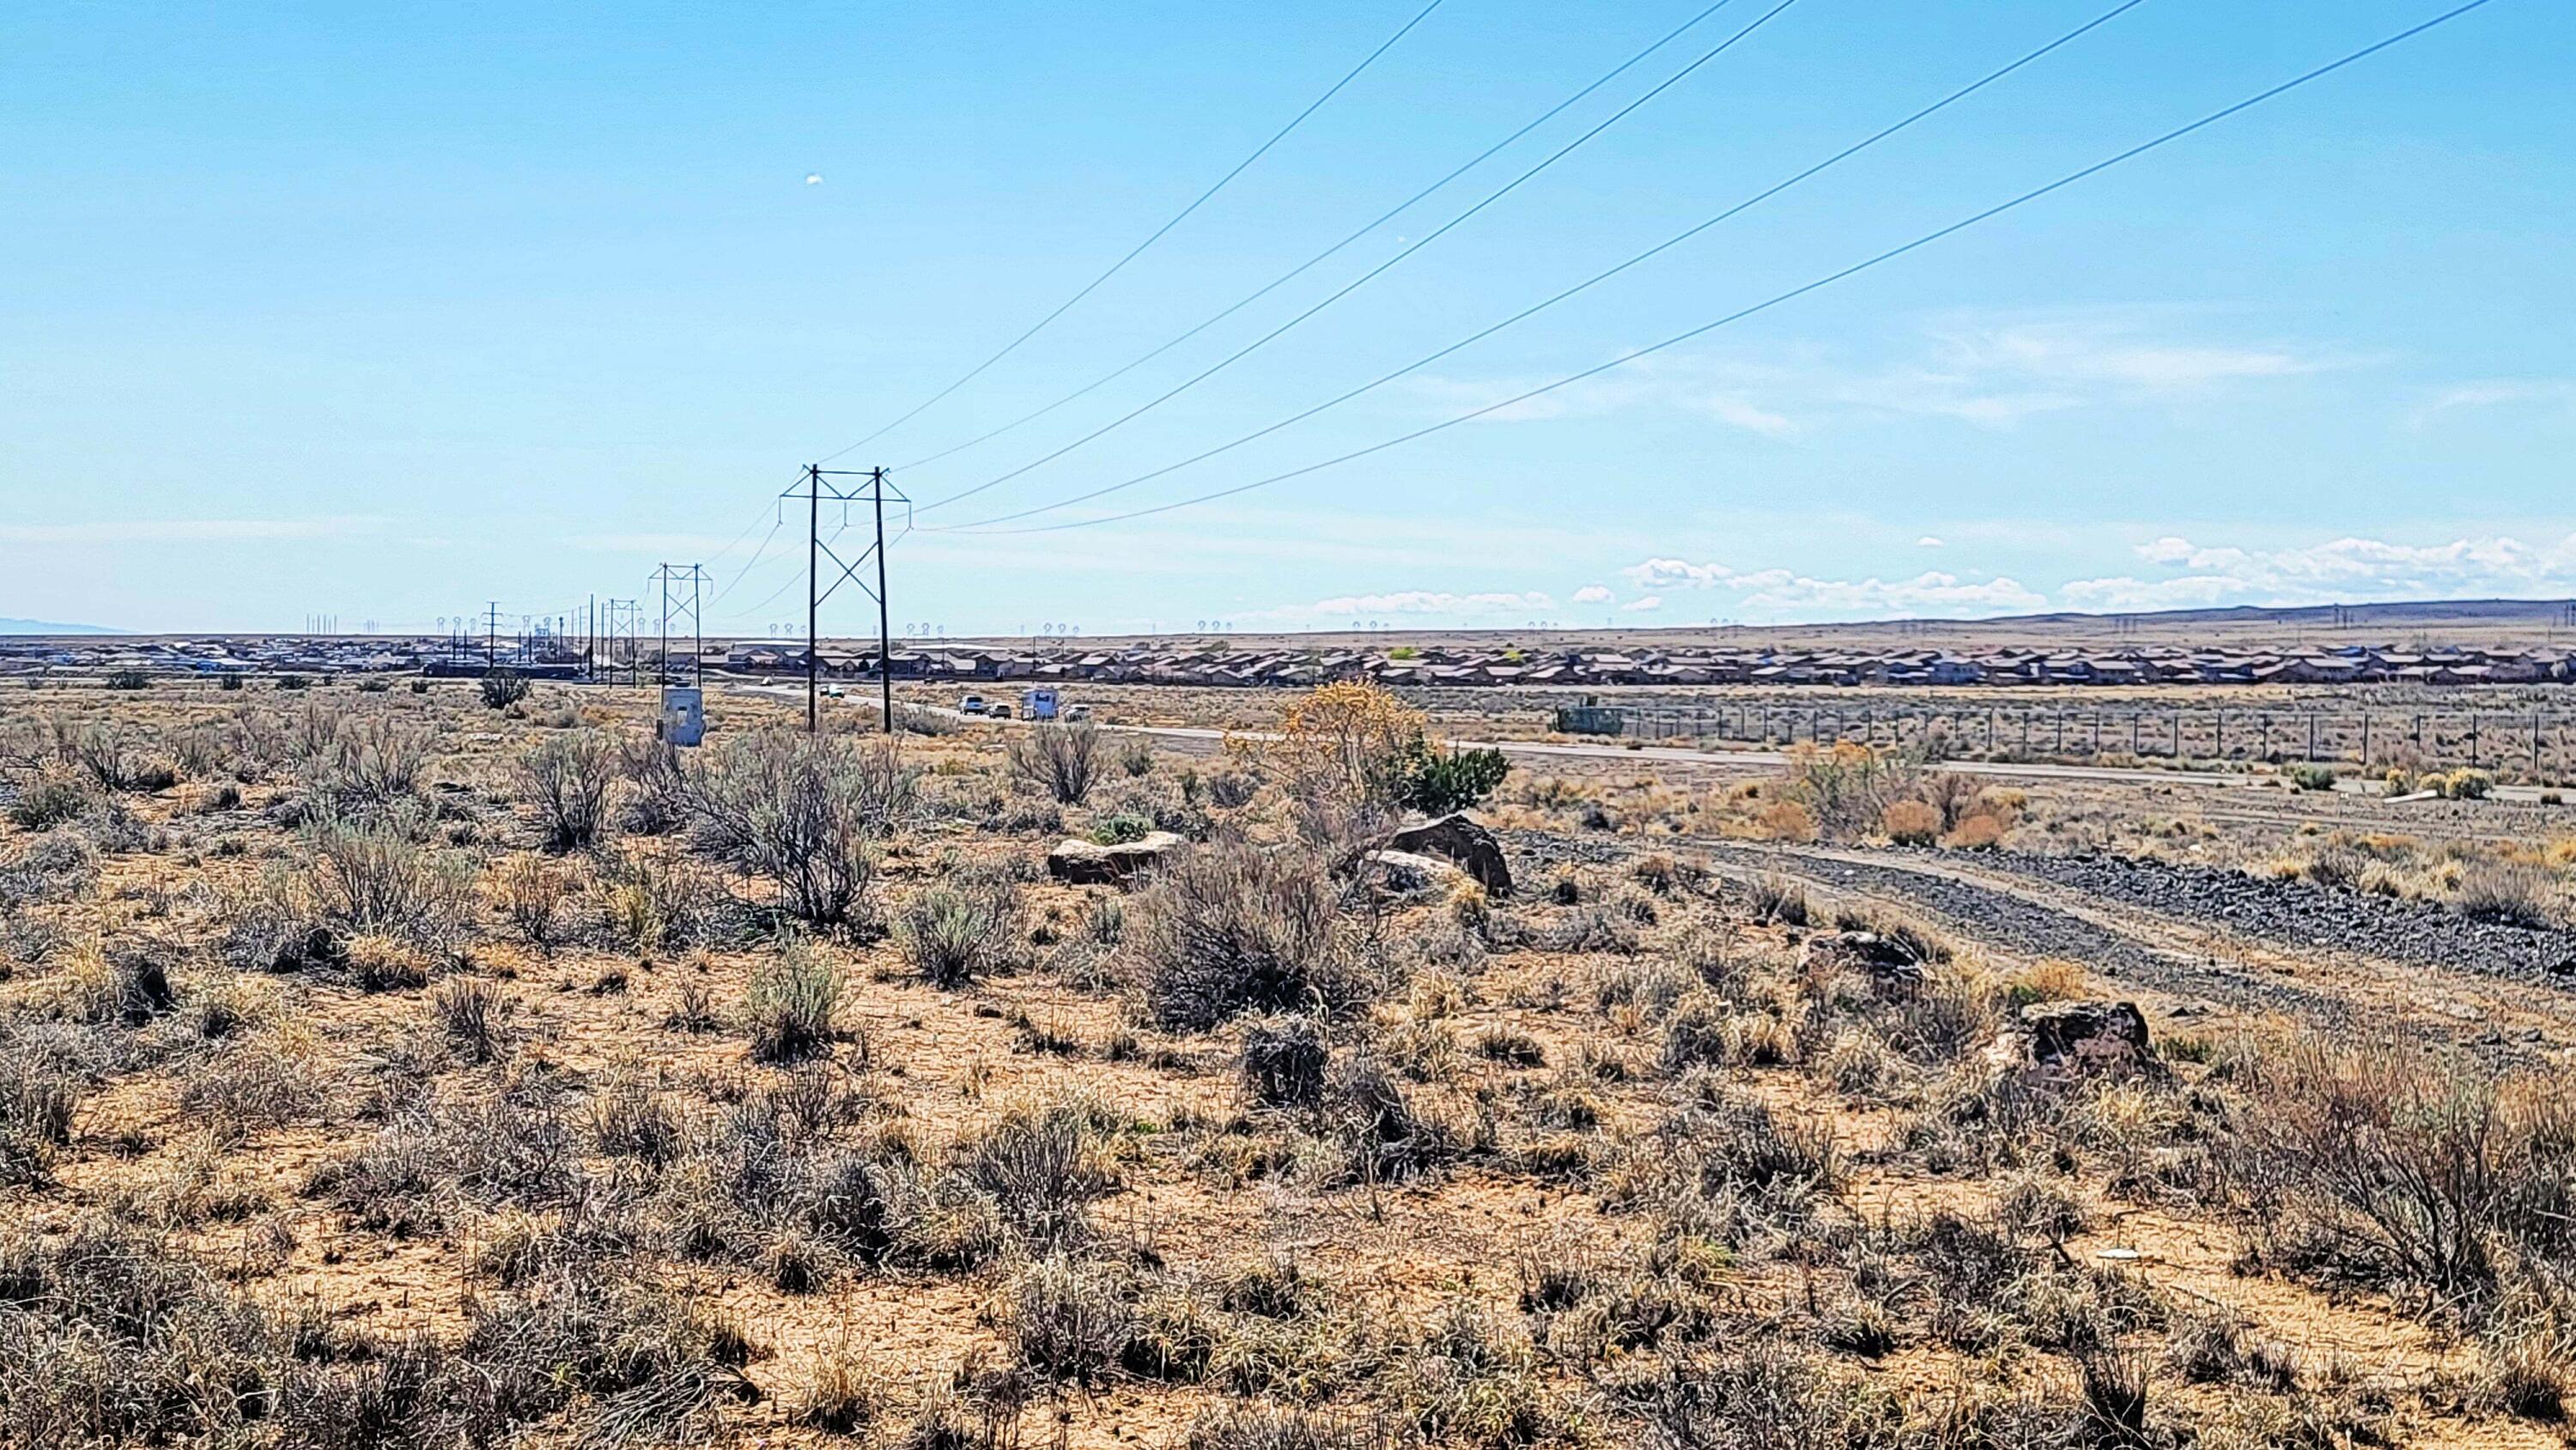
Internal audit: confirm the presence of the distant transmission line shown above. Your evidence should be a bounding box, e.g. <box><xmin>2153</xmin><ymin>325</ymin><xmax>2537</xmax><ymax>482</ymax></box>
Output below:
<box><xmin>890</xmin><ymin>0</ymin><xmax>1753</xmax><ymax>476</ymax></box>
<box><xmin>944</xmin><ymin>0</ymin><xmax>2497</xmax><ymax>537</ymax></box>
<box><xmin>811</xmin><ymin>0</ymin><xmax>1448</xmax><ymax>466</ymax></box>
<box><xmin>913</xmin><ymin>0</ymin><xmax>1804</xmax><ymax>516</ymax></box>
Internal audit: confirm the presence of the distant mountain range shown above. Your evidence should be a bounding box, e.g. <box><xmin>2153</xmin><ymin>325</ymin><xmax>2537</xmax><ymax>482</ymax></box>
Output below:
<box><xmin>0</xmin><ymin>617</ymin><xmax>119</xmax><ymax>635</ymax></box>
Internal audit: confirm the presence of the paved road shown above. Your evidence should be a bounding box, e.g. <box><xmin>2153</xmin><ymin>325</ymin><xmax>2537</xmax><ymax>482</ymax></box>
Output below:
<box><xmin>731</xmin><ymin>683</ymin><xmax>2512</xmax><ymax>795</ymax></box>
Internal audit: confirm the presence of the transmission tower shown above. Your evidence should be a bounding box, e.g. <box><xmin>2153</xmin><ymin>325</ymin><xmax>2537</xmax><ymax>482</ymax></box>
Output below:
<box><xmin>786</xmin><ymin>464</ymin><xmax>910</xmax><ymax>733</ymax></box>
<box><xmin>653</xmin><ymin>566</ymin><xmax>708</xmax><ymax>687</ymax></box>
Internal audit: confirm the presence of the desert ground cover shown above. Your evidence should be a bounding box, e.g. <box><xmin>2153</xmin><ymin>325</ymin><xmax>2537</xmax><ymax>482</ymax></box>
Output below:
<box><xmin>5</xmin><ymin>675</ymin><xmax>2576</xmax><ymax>1448</ymax></box>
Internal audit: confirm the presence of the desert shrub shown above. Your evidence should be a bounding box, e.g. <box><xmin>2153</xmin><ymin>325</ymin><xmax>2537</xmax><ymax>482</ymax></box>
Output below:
<box><xmin>300</xmin><ymin>714</ymin><xmax>428</xmax><ymax>810</ymax></box>
<box><xmin>103</xmin><ymin>669</ymin><xmax>149</xmax><ymax>690</ymax></box>
<box><xmin>898</xmin><ymin>873</ymin><xmax>1023</xmax><ymax>988</ymax></box>
<box><xmin>2454</xmin><ymin>858</ymin><xmax>2559</xmax><ymax>927</ymax></box>
<box><xmin>686</xmin><ymin>732</ymin><xmax>913</xmax><ymax>931</ymax></box>
<box><xmin>64</xmin><ymin>722</ymin><xmax>174</xmax><ymax>793</ymax></box>
<box><xmin>1008</xmin><ymin>722</ymin><xmax>1103</xmax><ymax>804</ymax></box>
<box><xmin>2286</xmin><ymin>762</ymin><xmax>2337</xmax><ymax>792</ymax></box>
<box><xmin>1743</xmin><ymin>873</ymin><xmax>1810</xmax><ymax>925</ymax></box>
<box><xmin>1942</xmin><ymin>813</ymin><xmax>2006</xmax><ymax>850</ymax></box>
<box><xmin>479</xmin><ymin>669</ymin><xmax>531</xmax><ymax>709</ymax></box>
<box><xmin>7</xmin><ymin>773</ymin><xmax>89</xmax><ymax>831</ymax></box>
<box><xmin>596</xmin><ymin>846</ymin><xmax>711</xmax><ymax>953</ymax></box>
<box><xmin>1138</xmin><ymin>839</ymin><xmax>1356</xmax><ymax>1030</ymax></box>
<box><xmin>2230</xmin><ymin>1037</ymin><xmax>2576</xmax><ymax>1312</ymax></box>
<box><xmin>0</xmin><ymin>1216</ymin><xmax>283</xmax><ymax>1445</ymax></box>
<box><xmin>0</xmin><ymin>1043</ymin><xmax>82</xmax><ymax>1186</ymax></box>
<box><xmin>1208</xmin><ymin>769</ymin><xmax>1262</xmax><ymax>810</ymax></box>
<box><xmin>1242</xmin><ymin>1016</ymin><xmax>1330</xmax><ymax>1108</ymax></box>
<box><xmin>744</xmin><ymin>943</ymin><xmax>841</xmax><ymax>1061</ymax></box>
<box><xmin>1088</xmin><ymin>810</ymin><xmax>1153</xmax><ymax>846</ymax></box>
<box><xmin>433</xmin><ymin>979</ymin><xmax>517</xmax><ymax>1064</ymax></box>
<box><xmin>954</xmin><ymin>1098</ymin><xmax>1121</xmax><ymax>1249</ymax></box>
<box><xmin>1880</xmin><ymin>798</ymin><xmax>1941</xmax><ymax>846</ymax></box>
<box><xmin>1781</xmin><ymin>743</ymin><xmax>1916</xmax><ymax>841</ymax></box>
<box><xmin>2443</xmin><ymin>768</ymin><xmax>2494</xmax><ymax>801</ymax></box>
<box><xmin>1753</xmin><ymin>799</ymin><xmax>1817</xmax><ymax>842</ymax></box>
<box><xmin>518</xmin><ymin>731</ymin><xmax>617</xmax><ymax>852</ymax></box>
<box><xmin>617</xmin><ymin>735</ymin><xmax>690</xmax><ymax>834</ymax></box>
<box><xmin>1260</xmin><ymin>682</ymin><xmax>1430</xmax><ymax>812</ymax></box>
<box><xmin>495</xmin><ymin>853</ymin><xmax>570</xmax><ymax>948</ymax></box>
<box><xmin>1119</xmin><ymin>738</ymin><xmax>1156</xmax><ymax>777</ymax></box>
<box><xmin>303</xmin><ymin>808</ymin><xmax>477</xmax><ymax>946</ymax></box>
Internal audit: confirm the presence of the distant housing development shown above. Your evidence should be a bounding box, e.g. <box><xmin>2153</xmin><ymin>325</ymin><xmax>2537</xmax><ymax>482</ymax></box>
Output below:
<box><xmin>11</xmin><ymin>634</ymin><xmax>2576</xmax><ymax>689</ymax></box>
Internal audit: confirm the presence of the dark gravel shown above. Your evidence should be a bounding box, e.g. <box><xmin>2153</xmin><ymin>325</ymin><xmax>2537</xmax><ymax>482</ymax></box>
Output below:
<box><xmin>1699</xmin><ymin>844</ymin><xmax>2356</xmax><ymax>1028</ymax></box>
<box><xmin>1971</xmin><ymin>850</ymin><xmax>2576</xmax><ymax>986</ymax></box>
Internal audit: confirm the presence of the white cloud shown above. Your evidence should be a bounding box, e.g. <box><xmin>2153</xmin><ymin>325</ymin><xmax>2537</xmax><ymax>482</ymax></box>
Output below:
<box><xmin>1616</xmin><ymin>555</ymin><xmax>2045</xmax><ymax>619</ymax></box>
<box><xmin>1624</xmin><ymin>558</ymin><xmax>1734</xmax><ymax>590</ymax></box>
<box><xmin>1414</xmin><ymin>308</ymin><xmax>2342</xmax><ymax>439</ymax></box>
<box><xmin>1620</xmin><ymin>596</ymin><xmax>1662</xmax><ymax>613</ymax></box>
<box><xmin>805</xmin><ymin>173</ymin><xmax>824</xmax><ymax>185</ymax></box>
<box><xmin>0</xmin><ymin>518</ymin><xmax>380</xmax><ymax>544</ymax></box>
<box><xmin>1571</xmin><ymin>585</ymin><xmax>1613</xmax><ymax>604</ymax></box>
<box><xmin>2071</xmin><ymin>531</ymin><xmax>2576</xmax><ymax>610</ymax></box>
<box><xmin>1916</xmin><ymin>536</ymin><xmax>1943</xmax><ymax>548</ymax></box>
<box><xmin>1272</xmin><ymin>589</ymin><xmax>1554</xmax><ymax>621</ymax></box>
<box><xmin>2415</xmin><ymin>379</ymin><xmax>2576</xmax><ymax>424</ymax></box>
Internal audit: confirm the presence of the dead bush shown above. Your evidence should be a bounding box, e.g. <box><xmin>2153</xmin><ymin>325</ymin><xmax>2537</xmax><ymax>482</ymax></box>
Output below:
<box><xmin>1880</xmin><ymin>799</ymin><xmax>1941</xmax><ymax>846</ymax></box>
<box><xmin>617</xmin><ymin>734</ymin><xmax>691</xmax><ymax>835</ymax></box>
<box><xmin>0</xmin><ymin>1043</ymin><xmax>82</xmax><ymax>1186</ymax></box>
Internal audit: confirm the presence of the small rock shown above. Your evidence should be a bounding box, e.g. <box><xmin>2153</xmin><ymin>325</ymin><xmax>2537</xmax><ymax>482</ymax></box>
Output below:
<box><xmin>2022</xmin><ymin>999</ymin><xmax>2157</xmax><ymax>1075</ymax></box>
<box><xmin>1046</xmin><ymin>831</ymin><xmax>1184</xmax><ymax>887</ymax></box>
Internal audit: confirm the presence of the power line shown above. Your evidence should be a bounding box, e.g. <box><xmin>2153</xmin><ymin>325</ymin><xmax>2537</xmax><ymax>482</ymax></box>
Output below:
<box><xmin>813</xmin><ymin>0</ymin><xmax>1449</xmax><ymax>466</ymax></box>
<box><xmin>889</xmin><ymin>0</ymin><xmax>1753</xmax><ymax>476</ymax></box>
<box><xmin>927</xmin><ymin>0</ymin><xmax>2148</xmax><ymax>531</ymax></box>
<box><xmin>947</xmin><ymin>0</ymin><xmax>2497</xmax><ymax>537</ymax></box>
<box><xmin>914</xmin><ymin>0</ymin><xmax>1803</xmax><ymax>516</ymax></box>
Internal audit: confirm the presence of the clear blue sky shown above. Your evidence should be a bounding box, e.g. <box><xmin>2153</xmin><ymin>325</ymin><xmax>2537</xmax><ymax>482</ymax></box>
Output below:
<box><xmin>3</xmin><ymin>0</ymin><xmax>2568</xmax><ymax>635</ymax></box>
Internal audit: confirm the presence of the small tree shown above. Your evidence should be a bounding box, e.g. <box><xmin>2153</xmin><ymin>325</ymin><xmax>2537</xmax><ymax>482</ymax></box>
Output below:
<box><xmin>480</xmin><ymin>669</ymin><xmax>530</xmax><ymax>710</ymax></box>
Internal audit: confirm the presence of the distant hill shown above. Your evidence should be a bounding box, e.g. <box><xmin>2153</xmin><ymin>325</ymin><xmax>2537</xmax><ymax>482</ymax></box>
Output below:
<box><xmin>0</xmin><ymin>617</ymin><xmax>119</xmax><ymax>635</ymax></box>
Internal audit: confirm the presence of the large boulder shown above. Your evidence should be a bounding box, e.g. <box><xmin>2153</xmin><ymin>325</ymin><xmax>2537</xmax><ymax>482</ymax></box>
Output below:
<box><xmin>1384</xmin><ymin>813</ymin><xmax>1512</xmax><ymax>896</ymax></box>
<box><xmin>1047</xmin><ymin>831</ymin><xmax>1185</xmax><ymax>887</ymax></box>
<box><xmin>1362</xmin><ymin>849</ymin><xmax>1470</xmax><ymax>901</ymax></box>
<box><xmin>1985</xmin><ymin>999</ymin><xmax>2158</xmax><ymax>1082</ymax></box>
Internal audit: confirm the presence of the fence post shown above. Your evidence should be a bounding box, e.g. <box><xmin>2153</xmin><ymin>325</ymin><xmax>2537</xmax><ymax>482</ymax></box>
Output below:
<box><xmin>2361</xmin><ymin>713</ymin><xmax>2371</xmax><ymax>768</ymax></box>
<box><xmin>2216</xmin><ymin>711</ymin><xmax>2225</xmax><ymax>758</ymax></box>
<box><xmin>2307</xmin><ymin>713</ymin><xmax>2317</xmax><ymax>762</ymax></box>
<box><xmin>2535</xmin><ymin>713</ymin><xmax>2543</xmax><ymax>774</ymax></box>
<box><xmin>2470</xmin><ymin>712</ymin><xmax>2480</xmax><ymax>767</ymax></box>
<box><xmin>2172</xmin><ymin>713</ymin><xmax>2180</xmax><ymax>758</ymax></box>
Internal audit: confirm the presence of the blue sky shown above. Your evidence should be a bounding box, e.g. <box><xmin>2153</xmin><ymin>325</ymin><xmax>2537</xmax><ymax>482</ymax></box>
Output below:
<box><xmin>3</xmin><ymin>0</ymin><xmax>2569</xmax><ymax>635</ymax></box>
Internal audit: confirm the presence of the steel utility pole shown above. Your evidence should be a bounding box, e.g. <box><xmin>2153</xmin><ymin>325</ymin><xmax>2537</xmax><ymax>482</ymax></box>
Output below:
<box><xmin>787</xmin><ymin>464</ymin><xmax>910</xmax><ymax>734</ymax></box>
<box><xmin>652</xmin><ymin>564</ymin><xmax>707</xmax><ymax>687</ymax></box>
<box><xmin>484</xmin><ymin>601</ymin><xmax>501</xmax><ymax>668</ymax></box>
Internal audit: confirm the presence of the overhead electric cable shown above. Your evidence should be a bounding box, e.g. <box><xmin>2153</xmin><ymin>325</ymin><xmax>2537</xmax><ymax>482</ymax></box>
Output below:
<box><xmin>914</xmin><ymin>0</ymin><xmax>1803</xmax><ymax>514</ymax></box>
<box><xmin>945</xmin><ymin>0</ymin><xmax>2495</xmax><ymax>537</ymax></box>
<box><xmin>813</xmin><ymin>0</ymin><xmax>1449</xmax><ymax>465</ymax></box>
<box><xmin>927</xmin><ymin>0</ymin><xmax>2148</xmax><ymax>531</ymax></box>
<box><xmin>890</xmin><ymin>0</ymin><xmax>1752</xmax><ymax>475</ymax></box>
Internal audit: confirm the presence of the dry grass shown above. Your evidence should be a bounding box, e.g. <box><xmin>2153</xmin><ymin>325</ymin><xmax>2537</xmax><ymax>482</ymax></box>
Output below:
<box><xmin>0</xmin><ymin>680</ymin><xmax>2562</xmax><ymax>1448</ymax></box>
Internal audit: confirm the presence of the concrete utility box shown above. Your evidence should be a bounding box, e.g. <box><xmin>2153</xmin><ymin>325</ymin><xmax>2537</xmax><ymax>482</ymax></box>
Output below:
<box><xmin>658</xmin><ymin>686</ymin><xmax>705</xmax><ymax>747</ymax></box>
<box><xmin>1021</xmin><ymin>688</ymin><xmax>1060</xmax><ymax>721</ymax></box>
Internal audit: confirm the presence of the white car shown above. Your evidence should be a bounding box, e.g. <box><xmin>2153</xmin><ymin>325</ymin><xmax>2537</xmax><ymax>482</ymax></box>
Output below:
<box><xmin>1063</xmin><ymin>703</ymin><xmax>1092</xmax><ymax>722</ymax></box>
<box><xmin>958</xmin><ymin>695</ymin><xmax>987</xmax><ymax>714</ymax></box>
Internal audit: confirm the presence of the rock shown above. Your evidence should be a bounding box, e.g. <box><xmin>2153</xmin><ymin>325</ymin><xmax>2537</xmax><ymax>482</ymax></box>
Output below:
<box><xmin>1047</xmin><ymin>831</ymin><xmax>1185</xmax><ymax>887</ymax></box>
<box><xmin>1384</xmin><ymin>813</ymin><xmax>1512</xmax><ymax>896</ymax></box>
<box><xmin>1800</xmin><ymin>930</ymin><xmax>1928</xmax><ymax>996</ymax></box>
<box><xmin>1363</xmin><ymin>849</ymin><xmax>1470</xmax><ymax>900</ymax></box>
<box><xmin>1987</xmin><ymin>999</ymin><xmax>2158</xmax><ymax>1082</ymax></box>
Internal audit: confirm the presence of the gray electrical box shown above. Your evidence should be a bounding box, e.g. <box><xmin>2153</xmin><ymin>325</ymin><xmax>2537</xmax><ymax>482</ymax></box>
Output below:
<box><xmin>658</xmin><ymin>686</ymin><xmax>705</xmax><ymax>747</ymax></box>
